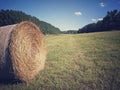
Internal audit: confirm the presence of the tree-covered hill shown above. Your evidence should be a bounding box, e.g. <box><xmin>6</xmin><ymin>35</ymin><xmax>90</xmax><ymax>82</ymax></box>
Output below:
<box><xmin>0</xmin><ymin>10</ymin><xmax>61</xmax><ymax>34</ymax></box>
<box><xmin>61</xmin><ymin>30</ymin><xmax>77</xmax><ymax>34</ymax></box>
<box><xmin>78</xmin><ymin>10</ymin><xmax>120</xmax><ymax>33</ymax></box>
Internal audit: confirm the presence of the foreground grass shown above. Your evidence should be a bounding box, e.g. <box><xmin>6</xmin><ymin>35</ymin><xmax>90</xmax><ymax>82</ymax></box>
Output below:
<box><xmin>0</xmin><ymin>31</ymin><xmax>120</xmax><ymax>90</ymax></box>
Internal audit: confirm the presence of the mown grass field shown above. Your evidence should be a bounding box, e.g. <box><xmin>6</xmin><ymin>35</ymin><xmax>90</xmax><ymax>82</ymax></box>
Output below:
<box><xmin>0</xmin><ymin>31</ymin><xmax>120</xmax><ymax>90</ymax></box>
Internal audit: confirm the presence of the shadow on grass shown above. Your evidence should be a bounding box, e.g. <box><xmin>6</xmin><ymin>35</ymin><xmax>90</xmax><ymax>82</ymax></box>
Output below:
<box><xmin>94</xmin><ymin>59</ymin><xmax>120</xmax><ymax>90</ymax></box>
<box><xmin>0</xmin><ymin>79</ymin><xmax>22</xmax><ymax>85</ymax></box>
<box><xmin>0</xmin><ymin>48</ymin><xmax>22</xmax><ymax>85</ymax></box>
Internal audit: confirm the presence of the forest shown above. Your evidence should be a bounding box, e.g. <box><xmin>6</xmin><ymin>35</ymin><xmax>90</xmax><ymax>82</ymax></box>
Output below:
<box><xmin>0</xmin><ymin>9</ymin><xmax>61</xmax><ymax>34</ymax></box>
<box><xmin>78</xmin><ymin>10</ymin><xmax>120</xmax><ymax>33</ymax></box>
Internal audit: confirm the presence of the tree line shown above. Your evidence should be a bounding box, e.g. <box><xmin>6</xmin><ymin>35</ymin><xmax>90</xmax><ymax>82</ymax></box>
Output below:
<box><xmin>78</xmin><ymin>10</ymin><xmax>120</xmax><ymax>33</ymax></box>
<box><xmin>61</xmin><ymin>30</ymin><xmax>77</xmax><ymax>34</ymax></box>
<box><xmin>0</xmin><ymin>9</ymin><xmax>61</xmax><ymax>34</ymax></box>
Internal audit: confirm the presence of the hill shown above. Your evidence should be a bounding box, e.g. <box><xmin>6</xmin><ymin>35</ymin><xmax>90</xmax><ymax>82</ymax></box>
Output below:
<box><xmin>61</xmin><ymin>30</ymin><xmax>77</xmax><ymax>34</ymax></box>
<box><xmin>0</xmin><ymin>9</ymin><xmax>61</xmax><ymax>34</ymax></box>
<box><xmin>78</xmin><ymin>10</ymin><xmax>120</xmax><ymax>33</ymax></box>
<box><xmin>1</xmin><ymin>31</ymin><xmax>120</xmax><ymax>90</ymax></box>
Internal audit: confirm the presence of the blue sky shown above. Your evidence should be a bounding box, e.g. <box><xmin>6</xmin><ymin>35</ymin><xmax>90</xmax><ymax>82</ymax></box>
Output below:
<box><xmin>0</xmin><ymin>0</ymin><xmax>120</xmax><ymax>31</ymax></box>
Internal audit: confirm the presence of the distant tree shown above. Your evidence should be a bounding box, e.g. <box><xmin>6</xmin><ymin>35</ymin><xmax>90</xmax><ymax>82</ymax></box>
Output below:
<box><xmin>61</xmin><ymin>30</ymin><xmax>77</xmax><ymax>34</ymax></box>
<box><xmin>78</xmin><ymin>9</ymin><xmax>120</xmax><ymax>33</ymax></box>
<box><xmin>0</xmin><ymin>9</ymin><xmax>61</xmax><ymax>34</ymax></box>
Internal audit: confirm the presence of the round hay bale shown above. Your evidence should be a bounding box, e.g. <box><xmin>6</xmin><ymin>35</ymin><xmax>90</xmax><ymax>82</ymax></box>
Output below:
<box><xmin>0</xmin><ymin>21</ymin><xmax>46</xmax><ymax>83</ymax></box>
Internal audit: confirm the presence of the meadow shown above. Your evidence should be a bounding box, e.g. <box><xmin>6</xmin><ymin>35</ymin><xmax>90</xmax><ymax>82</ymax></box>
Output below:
<box><xmin>0</xmin><ymin>31</ymin><xmax>120</xmax><ymax>90</ymax></box>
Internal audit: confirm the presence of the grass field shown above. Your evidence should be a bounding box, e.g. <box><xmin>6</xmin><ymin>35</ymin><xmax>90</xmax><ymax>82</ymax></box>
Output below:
<box><xmin>0</xmin><ymin>31</ymin><xmax>120</xmax><ymax>90</ymax></box>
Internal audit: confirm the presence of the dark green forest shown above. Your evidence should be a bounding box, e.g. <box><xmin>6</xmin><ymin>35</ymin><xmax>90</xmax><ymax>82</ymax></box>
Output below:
<box><xmin>0</xmin><ymin>9</ymin><xmax>61</xmax><ymax>34</ymax></box>
<box><xmin>78</xmin><ymin>10</ymin><xmax>120</xmax><ymax>33</ymax></box>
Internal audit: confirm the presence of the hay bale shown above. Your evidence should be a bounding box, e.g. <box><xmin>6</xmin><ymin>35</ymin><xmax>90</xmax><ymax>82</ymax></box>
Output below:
<box><xmin>0</xmin><ymin>21</ymin><xmax>46</xmax><ymax>83</ymax></box>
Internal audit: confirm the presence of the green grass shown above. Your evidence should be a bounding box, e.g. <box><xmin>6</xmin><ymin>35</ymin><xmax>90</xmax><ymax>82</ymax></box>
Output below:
<box><xmin>0</xmin><ymin>31</ymin><xmax>120</xmax><ymax>90</ymax></box>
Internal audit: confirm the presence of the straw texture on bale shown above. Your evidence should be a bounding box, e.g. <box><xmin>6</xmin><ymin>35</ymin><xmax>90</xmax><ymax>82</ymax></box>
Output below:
<box><xmin>0</xmin><ymin>21</ymin><xmax>46</xmax><ymax>83</ymax></box>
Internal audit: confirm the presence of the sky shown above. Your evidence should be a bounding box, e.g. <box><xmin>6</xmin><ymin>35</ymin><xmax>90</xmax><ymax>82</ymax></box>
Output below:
<box><xmin>0</xmin><ymin>0</ymin><xmax>120</xmax><ymax>31</ymax></box>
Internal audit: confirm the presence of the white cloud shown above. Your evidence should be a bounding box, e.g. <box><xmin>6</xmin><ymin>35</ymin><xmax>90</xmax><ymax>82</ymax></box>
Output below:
<box><xmin>98</xmin><ymin>18</ymin><xmax>103</xmax><ymax>21</ymax></box>
<box><xmin>100</xmin><ymin>2</ymin><xmax>105</xmax><ymax>7</ymax></box>
<box><xmin>91</xmin><ymin>19</ymin><xmax>97</xmax><ymax>22</ymax></box>
<box><xmin>74</xmin><ymin>11</ymin><xmax>82</xmax><ymax>16</ymax></box>
<box><xmin>91</xmin><ymin>18</ymin><xmax>103</xmax><ymax>22</ymax></box>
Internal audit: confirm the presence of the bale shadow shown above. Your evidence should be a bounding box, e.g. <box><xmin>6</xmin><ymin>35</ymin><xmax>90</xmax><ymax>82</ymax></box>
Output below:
<box><xmin>0</xmin><ymin>47</ymin><xmax>22</xmax><ymax>85</ymax></box>
<box><xmin>0</xmin><ymin>79</ymin><xmax>22</xmax><ymax>85</ymax></box>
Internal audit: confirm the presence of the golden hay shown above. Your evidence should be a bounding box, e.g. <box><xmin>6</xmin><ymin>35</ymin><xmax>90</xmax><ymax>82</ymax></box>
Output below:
<box><xmin>0</xmin><ymin>21</ymin><xmax>46</xmax><ymax>83</ymax></box>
